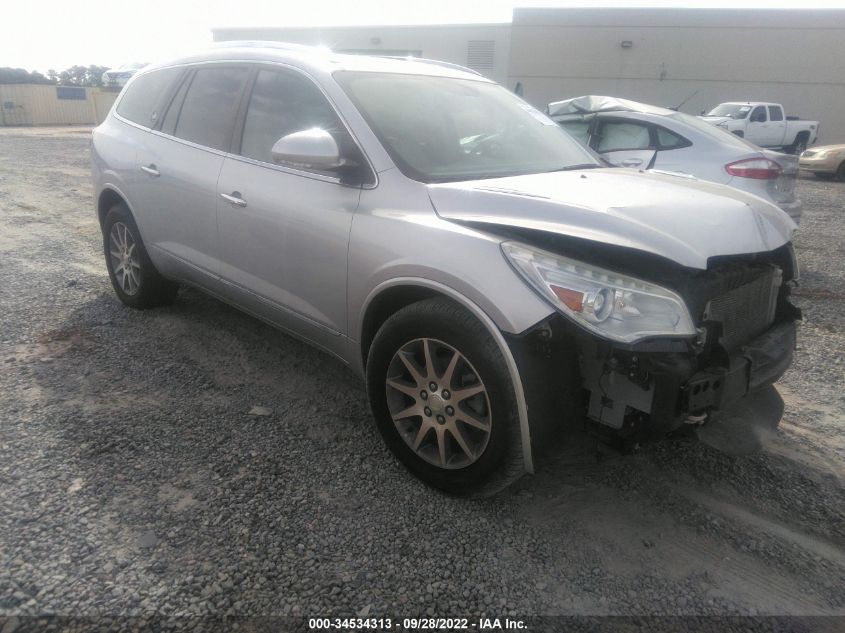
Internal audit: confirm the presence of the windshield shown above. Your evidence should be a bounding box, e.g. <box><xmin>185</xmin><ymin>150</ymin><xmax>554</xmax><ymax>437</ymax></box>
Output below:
<box><xmin>706</xmin><ymin>104</ymin><xmax>752</xmax><ymax>120</ymax></box>
<box><xmin>334</xmin><ymin>71</ymin><xmax>599</xmax><ymax>183</ymax></box>
<box><xmin>670</xmin><ymin>111</ymin><xmax>759</xmax><ymax>151</ymax></box>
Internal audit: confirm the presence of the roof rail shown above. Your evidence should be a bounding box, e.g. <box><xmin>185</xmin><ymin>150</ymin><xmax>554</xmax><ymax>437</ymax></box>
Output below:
<box><xmin>377</xmin><ymin>56</ymin><xmax>482</xmax><ymax>76</ymax></box>
<box><xmin>211</xmin><ymin>40</ymin><xmax>330</xmax><ymax>54</ymax></box>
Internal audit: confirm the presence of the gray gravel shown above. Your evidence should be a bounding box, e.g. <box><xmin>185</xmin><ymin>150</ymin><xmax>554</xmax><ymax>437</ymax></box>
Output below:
<box><xmin>0</xmin><ymin>127</ymin><xmax>843</xmax><ymax>624</ymax></box>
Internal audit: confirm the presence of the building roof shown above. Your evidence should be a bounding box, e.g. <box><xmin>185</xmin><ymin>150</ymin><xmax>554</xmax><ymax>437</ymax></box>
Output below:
<box><xmin>143</xmin><ymin>41</ymin><xmax>488</xmax><ymax>81</ymax></box>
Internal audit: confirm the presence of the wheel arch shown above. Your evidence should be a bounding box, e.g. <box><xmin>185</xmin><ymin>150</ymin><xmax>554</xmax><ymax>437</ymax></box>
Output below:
<box><xmin>97</xmin><ymin>185</ymin><xmax>132</xmax><ymax>229</ymax></box>
<box><xmin>359</xmin><ymin>278</ymin><xmax>535</xmax><ymax>474</ymax></box>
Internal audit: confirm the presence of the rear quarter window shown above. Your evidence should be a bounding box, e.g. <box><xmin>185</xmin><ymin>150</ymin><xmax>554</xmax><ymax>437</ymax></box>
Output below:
<box><xmin>115</xmin><ymin>68</ymin><xmax>181</xmax><ymax>128</ymax></box>
<box><xmin>655</xmin><ymin>126</ymin><xmax>689</xmax><ymax>149</ymax></box>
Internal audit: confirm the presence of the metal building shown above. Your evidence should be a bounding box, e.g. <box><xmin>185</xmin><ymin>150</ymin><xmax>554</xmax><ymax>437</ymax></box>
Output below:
<box><xmin>213</xmin><ymin>7</ymin><xmax>845</xmax><ymax>143</ymax></box>
<box><xmin>0</xmin><ymin>84</ymin><xmax>117</xmax><ymax>126</ymax></box>
<box><xmin>212</xmin><ymin>23</ymin><xmax>512</xmax><ymax>85</ymax></box>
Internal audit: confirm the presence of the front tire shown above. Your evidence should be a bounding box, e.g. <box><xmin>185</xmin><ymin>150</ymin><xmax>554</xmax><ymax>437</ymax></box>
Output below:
<box><xmin>102</xmin><ymin>203</ymin><xmax>178</xmax><ymax>308</ymax></box>
<box><xmin>366</xmin><ymin>298</ymin><xmax>524</xmax><ymax>496</ymax></box>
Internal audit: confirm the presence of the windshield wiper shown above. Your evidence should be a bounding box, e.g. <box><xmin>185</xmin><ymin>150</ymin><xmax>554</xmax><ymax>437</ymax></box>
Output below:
<box><xmin>546</xmin><ymin>163</ymin><xmax>603</xmax><ymax>173</ymax></box>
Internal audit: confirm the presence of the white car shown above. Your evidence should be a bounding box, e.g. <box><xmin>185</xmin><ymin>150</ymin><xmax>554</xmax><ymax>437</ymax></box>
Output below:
<box><xmin>101</xmin><ymin>62</ymin><xmax>147</xmax><ymax>88</ymax></box>
<box><xmin>548</xmin><ymin>96</ymin><xmax>802</xmax><ymax>224</ymax></box>
<box><xmin>701</xmin><ymin>102</ymin><xmax>818</xmax><ymax>155</ymax></box>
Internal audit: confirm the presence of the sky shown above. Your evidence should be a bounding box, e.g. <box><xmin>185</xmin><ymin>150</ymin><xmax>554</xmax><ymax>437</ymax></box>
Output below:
<box><xmin>3</xmin><ymin>0</ymin><xmax>845</xmax><ymax>73</ymax></box>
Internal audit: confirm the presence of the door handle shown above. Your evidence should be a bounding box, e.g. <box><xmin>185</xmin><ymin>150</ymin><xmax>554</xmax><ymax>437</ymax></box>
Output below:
<box><xmin>220</xmin><ymin>192</ymin><xmax>247</xmax><ymax>208</ymax></box>
<box><xmin>621</xmin><ymin>158</ymin><xmax>643</xmax><ymax>167</ymax></box>
<box><xmin>140</xmin><ymin>164</ymin><xmax>160</xmax><ymax>177</ymax></box>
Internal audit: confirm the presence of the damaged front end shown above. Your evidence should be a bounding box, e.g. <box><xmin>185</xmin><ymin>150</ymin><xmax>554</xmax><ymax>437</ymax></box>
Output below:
<box><xmin>503</xmin><ymin>237</ymin><xmax>801</xmax><ymax>450</ymax></box>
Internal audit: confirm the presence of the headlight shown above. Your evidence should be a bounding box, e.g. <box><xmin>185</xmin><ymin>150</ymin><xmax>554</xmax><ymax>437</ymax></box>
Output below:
<box><xmin>502</xmin><ymin>241</ymin><xmax>696</xmax><ymax>343</ymax></box>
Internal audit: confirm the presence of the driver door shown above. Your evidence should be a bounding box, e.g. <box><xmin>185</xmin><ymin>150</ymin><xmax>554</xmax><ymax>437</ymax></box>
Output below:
<box><xmin>592</xmin><ymin>117</ymin><xmax>656</xmax><ymax>169</ymax></box>
<box><xmin>745</xmin><ymin>105</ymin><xmax>771</xmax><ymax>146</ymax></box>
<box><xmin>215</xmin><ymin>67</ymin><xmax>364</xmax><ymax>350</ymax></box>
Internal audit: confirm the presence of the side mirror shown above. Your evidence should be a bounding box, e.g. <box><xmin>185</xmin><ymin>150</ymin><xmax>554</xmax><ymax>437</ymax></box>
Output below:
<box><xmin>271</xmin><ymin>128</ymin><xmax>345</xmax><ymax>171</ymax></box>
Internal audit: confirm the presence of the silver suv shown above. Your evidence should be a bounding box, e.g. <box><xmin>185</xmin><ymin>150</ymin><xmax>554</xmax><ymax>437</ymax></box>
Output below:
<box><xmin>92</xmin><ymin>43</ymin><xmax>801</xmax><ymax>495</ymax></box>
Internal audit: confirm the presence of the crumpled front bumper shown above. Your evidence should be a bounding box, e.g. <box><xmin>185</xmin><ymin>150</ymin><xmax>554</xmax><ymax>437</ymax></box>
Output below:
<box><xmin>575</xmin><ymin>317</ymin><xmax>798</xmax><ymax>438</ymax></box>
<box><xmin>684</xmin><ymin>320</ymin><xmax>795</xmax><ymax>415</ymax></box>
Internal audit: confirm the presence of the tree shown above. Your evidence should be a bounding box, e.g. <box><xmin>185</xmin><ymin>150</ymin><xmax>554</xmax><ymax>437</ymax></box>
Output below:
<box><xmin>86</xmin><ymin>65</ymin><xmax>109</xmax><ymax>87</ymax></box>
<box><xmin>0</xmin><ymin>67</ymin><xmax>54</xmax><ymax>84</ymax></box>
<box><xmin>0</xmin><ymin>64</ymin><xmax>110</xmax><ymax>86</ymax></box>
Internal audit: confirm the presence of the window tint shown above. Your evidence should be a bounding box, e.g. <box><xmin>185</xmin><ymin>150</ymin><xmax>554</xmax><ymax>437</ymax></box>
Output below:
<box><xmin>750</xmin><ymin>106</ymin><xmax>767</xmax><ymax>123</ymax></box>
<box><xmin>597</xmin><ymin>121</ymin><xmax>652</xmax><ymax>152</ymax></box>
<box><xmin>768</xmin><ymin>106</ymin><xmax>784</xmax><ymax>121</ymax></box>
<box><xmin>174</xmin><ymin>67</ymin><xmax>249</xmax><ymax>151</ymax></box>
<box><xmin>240</xmin><ymin>69</ymin><xmax>344</xmax><ymax>165</ymax></box>
<box><xmin>116</xmin><ymin>68</ymin><xmax>181</xmax><ymax>127</ymax></box>
<box><xmin>655</xmin><ymin>126</ymin><xmax>687</xmax><ymax>149</ymax></box>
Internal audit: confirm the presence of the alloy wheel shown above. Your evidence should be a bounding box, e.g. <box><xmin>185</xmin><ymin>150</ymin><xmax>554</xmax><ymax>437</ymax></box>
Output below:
<box><xmin>385</xmin><ymin>338</ymin><xmax>492</xmax><ymax>469</ymax></box>
<box><xmin>109</xmin><ymin>222</ymin><xmax>140</xmax><ymax>296</ymax></box>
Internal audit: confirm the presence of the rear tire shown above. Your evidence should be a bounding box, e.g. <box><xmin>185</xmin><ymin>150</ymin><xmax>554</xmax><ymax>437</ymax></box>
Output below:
<box><xmin>366</xmin><ymin>298</ymin><xmax>525</xmax><ymax>496</ymax></box>
<box><xmin>789</xmin><ymin>135</ymin><xmax>809</xmax><ymax>155</ymax></box>
<box><xmin>102</xmin><ymin>203</ymin><xmax>178</xmax><ymax>308</ymax></box>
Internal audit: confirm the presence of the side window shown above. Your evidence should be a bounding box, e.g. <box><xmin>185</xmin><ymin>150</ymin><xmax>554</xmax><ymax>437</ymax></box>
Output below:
<box><xmin>596</xmin><ymin>121</ymin><xmax>652</xmax><ymax>152</ymax></box>
<box><xmin>750</xmin><ymin>106</ymin><xmax>767</xmax><ymax>123</ymax></box>
<box><xmin>239</xmin><ymin>69</ymin><xmax>345</xmax><ymax>165</ymax></box>
<box><xmin>173</xmin><ymin>67</ymin><xmax>249</xmax><ymax>151</ymax></box>
<box><xmin>558</xmin><ymin>120</ymin><xmax>591</xmax><ymax>146</ymax></box>
<box><xmin>768</xmin><ymin>106</ymin><xmax>784</xmax><ymax>121</ymax></box>
<box><xmin>160</xmin><ymin>74</ymin><xmax>191</xmax><ymax>136</ymax></box>
<box><xmin>655</xmin><ymin>126</ymin><xmax>688</xmax><ymax>149</ymax></box>
<box><xmin>116</xmin><ymin>68</ymin><xmax>181</xmax><ymax>128</ymax></box>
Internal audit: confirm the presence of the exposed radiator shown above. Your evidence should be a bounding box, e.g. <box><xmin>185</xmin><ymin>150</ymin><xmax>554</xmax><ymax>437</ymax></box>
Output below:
<box><xmin>704</xmin><ymin>266</ymin><xmax>782</xmax><ymax>352</ymax></box>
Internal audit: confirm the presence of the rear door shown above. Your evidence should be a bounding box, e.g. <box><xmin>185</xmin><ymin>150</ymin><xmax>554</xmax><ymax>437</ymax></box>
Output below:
<box><xmin>591</xmin><ymin>117</ymin><xmax>656</xmax><ymax>168</ymax></box>
<box><xmin>215</xmin><ymin>66</ymin><xmax>367</xmax><ymax>349</ymax></box>
<box><xmin>134</xmin><ymin>65</ymin><xmax>250</xmax><ymax>284</ymax></box>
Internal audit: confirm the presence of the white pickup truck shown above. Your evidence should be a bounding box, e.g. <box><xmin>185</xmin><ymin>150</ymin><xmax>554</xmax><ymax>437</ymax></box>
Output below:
<box><xmin>701</xmin><ymin>102</ymin><xmax>818</xmax><ymax>154</ymax></box>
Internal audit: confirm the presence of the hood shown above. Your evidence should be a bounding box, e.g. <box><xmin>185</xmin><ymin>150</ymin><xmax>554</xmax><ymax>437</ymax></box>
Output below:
<box><xmin>427</xmin><ymin>169</ymin><xmax>797</xmax><ymax>270</ymax></box>
<box><xmin>701</xmin><ymin>116</ymin><xmax>732</xmax><ymax>125</ymax></box>
<box><xmin>802</xmin><ymin>144</ymin><xmax>845</xmax><ymax>154</ymax></box>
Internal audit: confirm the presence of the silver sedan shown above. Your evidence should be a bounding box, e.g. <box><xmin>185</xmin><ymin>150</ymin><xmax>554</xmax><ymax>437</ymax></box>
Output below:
<box><xmin>549</xmin><ymin>96</ymin><xmax>802</xmax><ymax>224</ymax></box>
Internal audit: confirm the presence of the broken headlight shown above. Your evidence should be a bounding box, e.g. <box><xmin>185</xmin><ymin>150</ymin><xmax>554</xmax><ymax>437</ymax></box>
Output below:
<box><xmin>502</xmin><ymin>241</ymin><xmax>696</xmax><ymax>343</ymax></box>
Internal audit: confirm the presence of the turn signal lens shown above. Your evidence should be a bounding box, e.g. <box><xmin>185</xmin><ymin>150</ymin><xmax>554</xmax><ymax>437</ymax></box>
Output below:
<box><xmin>551</xmin><ymin>286</ymin><xmax>584</xmax><ymax>311</ymax></box>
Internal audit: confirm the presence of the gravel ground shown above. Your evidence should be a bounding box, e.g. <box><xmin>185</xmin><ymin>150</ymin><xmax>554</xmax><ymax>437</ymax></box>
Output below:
<box><xmin>0</xmin><ymin>127</ymin><xmax>843</xmax><ymax>628</ymax></box>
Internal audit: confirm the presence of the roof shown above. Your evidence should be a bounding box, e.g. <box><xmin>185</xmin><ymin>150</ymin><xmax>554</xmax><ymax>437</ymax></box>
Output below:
<box><xmin>143</xmin><ymin>41</ymin><xmax>488</xmax><ymax>82</ymax></box>
<box><xmin>547</xmin><ymin>95</ymin><xmax>675</xmax><ymax>118</ymax></box>
<box><xmin>717</xmin><ymin>101</ymin><xmax>780</xmax><ymax>107</ymax></box>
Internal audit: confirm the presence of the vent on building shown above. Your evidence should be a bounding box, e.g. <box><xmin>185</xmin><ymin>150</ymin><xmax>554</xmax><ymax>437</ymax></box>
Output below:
<box><xmin>466</xmin><ymin>40</ymin><xmax>495</xmax><ymax>72</ymax></box>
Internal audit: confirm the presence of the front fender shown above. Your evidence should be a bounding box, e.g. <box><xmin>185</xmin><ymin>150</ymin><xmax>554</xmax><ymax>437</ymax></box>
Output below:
<box><xmin>357</xmin><ymin>276</ymin><xmax>539</xmax><ymax>475</ymax></box>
